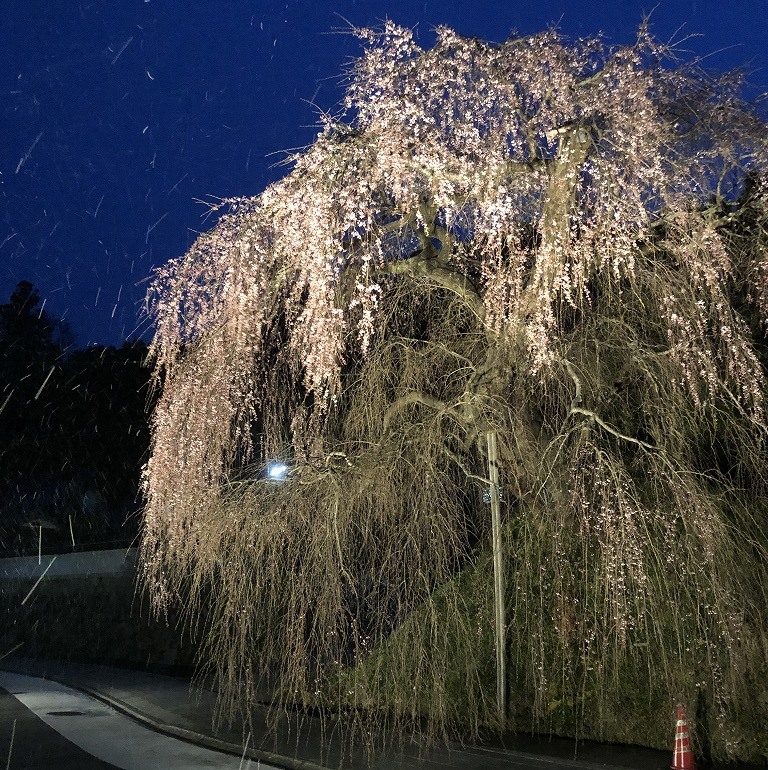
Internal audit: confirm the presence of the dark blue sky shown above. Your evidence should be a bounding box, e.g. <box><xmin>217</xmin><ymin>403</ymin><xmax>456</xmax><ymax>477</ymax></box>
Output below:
<box><xmin>2</xmin><ymin>0</ymin><xmax>767</xmax><ymax>347</ymax></box>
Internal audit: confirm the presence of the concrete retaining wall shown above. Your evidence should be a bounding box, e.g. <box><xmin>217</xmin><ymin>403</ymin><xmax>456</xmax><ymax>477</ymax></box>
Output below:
<box><xmin>0</xmin><ymin>548</ymin><xmax>137</xmax><ymax>580</ymax></box>
<box><xmin>0</xmin><ymin>549</ymin><xmax>197</xmax><ymax>675</ymax></box>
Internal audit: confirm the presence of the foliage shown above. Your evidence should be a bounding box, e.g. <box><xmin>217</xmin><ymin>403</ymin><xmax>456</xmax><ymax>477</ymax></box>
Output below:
<box><xmin>141</xmin><ymin>23</ymin><xmax>768</xmax><ymax>759</ymax></box>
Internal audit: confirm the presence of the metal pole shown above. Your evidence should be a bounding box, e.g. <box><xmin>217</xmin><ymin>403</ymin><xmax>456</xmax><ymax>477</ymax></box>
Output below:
<box><xmin>486</xmin><ymin>430</ymin><xmax>506</xmax><ymax>722</ymax></box>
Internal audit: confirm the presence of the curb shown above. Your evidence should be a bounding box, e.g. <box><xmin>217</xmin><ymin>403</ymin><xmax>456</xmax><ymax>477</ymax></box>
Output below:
<box><xmin>2</xmin><ymin>667</ymin><xmax>331</xmax><ymax>770</ymax></box>
<box><xmin>454</xmin><ymin>743</ymin><xmax>661</xmax><ymax>770</ymax></box>
<box><xmin>2</xmin><ymin>664</ymin><xmax>671</xmax><ymax>770</ymax></box>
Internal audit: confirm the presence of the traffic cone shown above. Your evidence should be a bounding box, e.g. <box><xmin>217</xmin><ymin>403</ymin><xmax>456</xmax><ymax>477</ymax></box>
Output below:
<box><xmin>671</xmin><ymin>702</ymin><xmax>695</xmax><ymax>770</ymax></box>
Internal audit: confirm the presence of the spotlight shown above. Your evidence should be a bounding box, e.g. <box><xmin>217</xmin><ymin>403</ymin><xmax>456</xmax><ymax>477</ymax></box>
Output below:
<box><xmin>267</xmin><ymin>462</ymin><xmax>289</xmax><ymax>481</ymax></box>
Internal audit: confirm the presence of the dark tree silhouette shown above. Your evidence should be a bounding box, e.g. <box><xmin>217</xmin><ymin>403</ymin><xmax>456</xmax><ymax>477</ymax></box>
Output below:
<box><xmin>0</xmin><ymin>282</ymin><xmax>152</xmax><ymax>554</ymax></box>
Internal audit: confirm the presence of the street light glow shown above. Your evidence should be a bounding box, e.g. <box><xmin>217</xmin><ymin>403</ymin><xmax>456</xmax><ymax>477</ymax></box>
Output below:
<box><xmin>267</xmin><ymin>462</ymin><xmax>289</xmax><ymax>481</ymax></box>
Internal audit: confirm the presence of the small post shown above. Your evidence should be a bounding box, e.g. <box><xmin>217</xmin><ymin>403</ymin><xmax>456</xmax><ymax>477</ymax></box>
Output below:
<box><xmin>486</xmin><ymin>430</ymin><xmax>506</xmax><ymax>722</ymax></box>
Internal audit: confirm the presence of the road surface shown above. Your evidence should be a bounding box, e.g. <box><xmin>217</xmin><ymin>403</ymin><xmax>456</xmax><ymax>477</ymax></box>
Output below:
<box><xmin>0</xmin><ymin>671</ymin><xmax>271</xmax><ymax>770</ymax></box>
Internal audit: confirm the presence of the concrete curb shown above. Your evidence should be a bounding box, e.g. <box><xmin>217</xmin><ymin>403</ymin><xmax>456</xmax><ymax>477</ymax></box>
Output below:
<box><xmin>453</xmin><ymin>743</ymin><xmax>659</xmax><ymax>770</ymax></box>
<box><xmin>4</xmin><ymin>668</ymin><xmax>331</xmax><ymax>770</ymax></box>
<box><xmin>1</xmin><ymin>662</ymin><xmax>672</xmax><ymax>770</ymax></box>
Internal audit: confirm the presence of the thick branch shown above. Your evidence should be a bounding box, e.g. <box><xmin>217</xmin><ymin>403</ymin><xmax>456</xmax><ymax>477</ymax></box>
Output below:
<box><xmin>561</xmin><ymin>358</ymin><xmax>656</xmax><ymax>451</ymax></box>
<box><xmin>539</xmin><ymin>126</ymin><xmax>591</xmax><ymax>256</ymax></box>
<box><xmin>382</xmin><ymin>391</ymin><xmax>465</xmax><ymax>433</ymax></box>
<box><xmin>400</xmin><ymin>154</ymin><xmax>542</xmax><ymax>192</ymax></box>
<box><xmin>569</xmin><ymin>406</ymin><xmax>657</xmax><ymax>451</ymax></box>
<box><xmin>441</xmin><ymin>445</ymin><xmax>493</xmax><ymax>487</ymax></box>
<box><xmin>382</xmin><ymin>255</ymin><xmax>486</xmax><ymax>322</ymax></box>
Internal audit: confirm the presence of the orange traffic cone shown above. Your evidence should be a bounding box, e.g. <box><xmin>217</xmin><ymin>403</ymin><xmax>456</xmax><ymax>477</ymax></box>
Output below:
<box><xmin>671</xmin><ymin>702</ymin><xmax>695</xmax><ymax>770</ymax></box>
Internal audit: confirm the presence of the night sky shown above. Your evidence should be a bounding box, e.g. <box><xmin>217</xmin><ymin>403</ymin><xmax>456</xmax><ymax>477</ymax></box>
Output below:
<box><xmin>2</xmin><ymin>0</ymin><xmax>767</xmax><ymax>348</ymax></box>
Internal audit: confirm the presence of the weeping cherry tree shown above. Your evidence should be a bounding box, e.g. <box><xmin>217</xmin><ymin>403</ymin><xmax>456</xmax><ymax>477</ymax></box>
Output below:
<box><xmin>141</xmin><ymin>22</ymin><xmax>768</xmax><ymax>759</ymax></box>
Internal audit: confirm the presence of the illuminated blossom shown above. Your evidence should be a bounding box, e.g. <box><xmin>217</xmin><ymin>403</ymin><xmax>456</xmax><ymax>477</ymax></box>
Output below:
<box><xmin>141</xmin><ymin>23</ymin><xmax>768</xmax><ymax>756</ymax></box>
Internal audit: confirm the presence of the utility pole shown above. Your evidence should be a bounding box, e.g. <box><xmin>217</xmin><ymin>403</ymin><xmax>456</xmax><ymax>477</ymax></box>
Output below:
<box><xmin>486</xmin><ymin>430</ymin><xmax>506</xmax><ymax>722</ymax></box>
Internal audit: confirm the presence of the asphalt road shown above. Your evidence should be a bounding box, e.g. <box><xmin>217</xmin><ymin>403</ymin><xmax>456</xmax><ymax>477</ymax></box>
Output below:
<box><xmin>0</xmin><ymin>688</ymin><xmax>120</xmax><ymax>770</ymax></box>
<box><xmin>0</xmin><ymin>661</ymin><xmax>674</xmax><ymax>770</ymax></box>
<box><xmin>0</xmin><ymin>672</ymin><xmax>269</xmax><ymax>770</ymax></box>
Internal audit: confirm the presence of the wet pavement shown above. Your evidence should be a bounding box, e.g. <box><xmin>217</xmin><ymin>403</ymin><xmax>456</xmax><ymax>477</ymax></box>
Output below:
<box><xmin>0</xmin><ymin>657</ymin><xmax>672</xmax><ymax>770</ymax></box>
<box><xmin>0</xmin><ymin>669</ymin><xmax>264</xmax><ymax>769</ymax></box>
<box><xmin>0</xmin><ymin>686</ymin><xmax>122</xmax><ymax>770</ymax></box>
